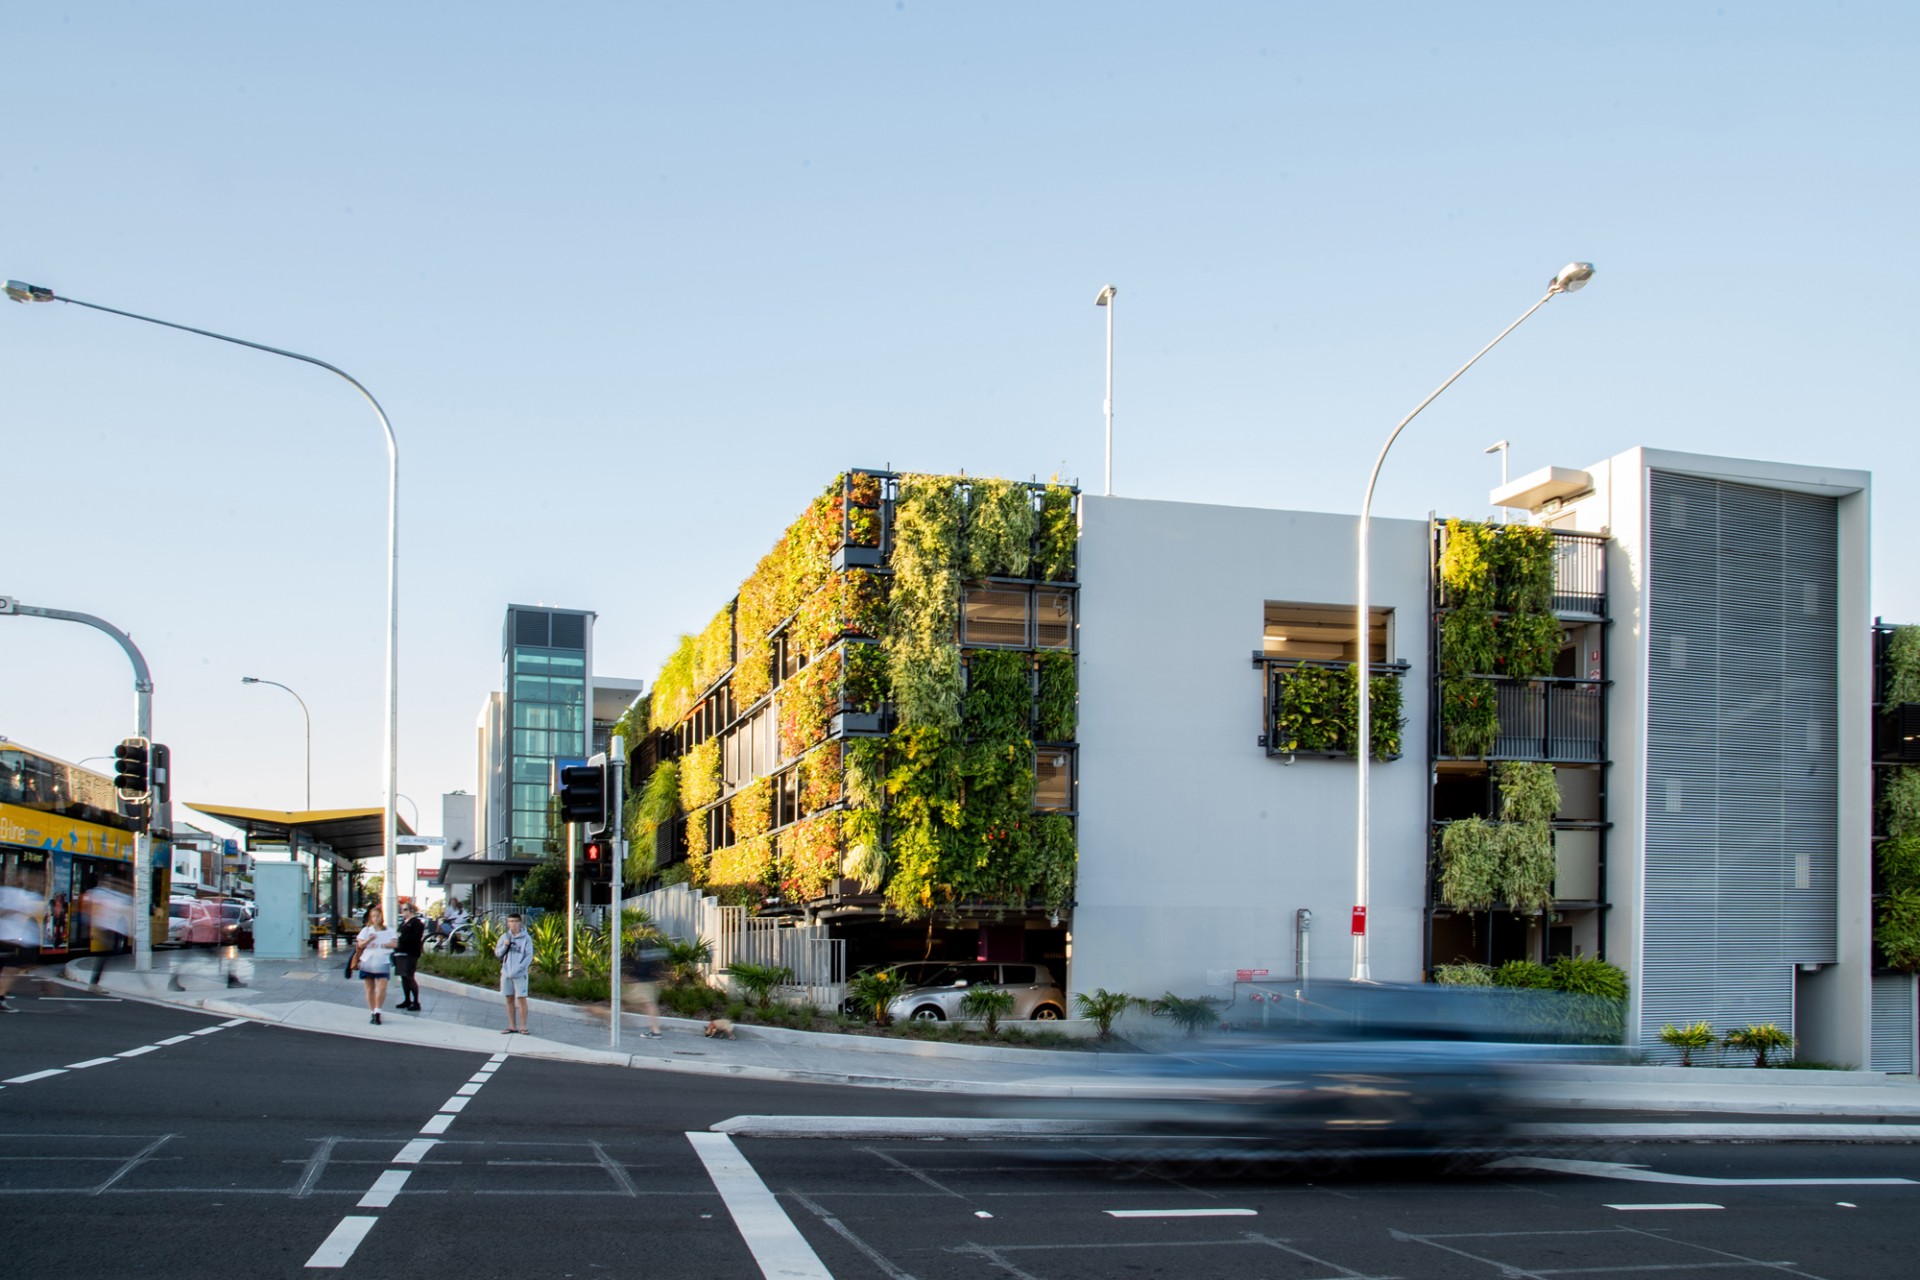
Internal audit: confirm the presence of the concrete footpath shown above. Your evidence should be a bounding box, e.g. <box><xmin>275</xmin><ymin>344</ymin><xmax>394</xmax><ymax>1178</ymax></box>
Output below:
<box><xmin>57</xmin><ymin>947</ymin><xmax>1920</xmax><ymax>1131</ymax></box>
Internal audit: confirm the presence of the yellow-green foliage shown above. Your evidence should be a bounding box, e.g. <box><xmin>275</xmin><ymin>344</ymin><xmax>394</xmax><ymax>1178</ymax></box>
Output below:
<box><xmin>651</xmin><ymin>635</ymin><xmax>698</xmax><ymax>729</ymax></box>
<box><xmin>691</xmin><ymin>603</ymin><xmax>735</xmax><ymax>694</ymax></box>
<box><xmin>679</xmin><ymin>738</ymin><xmax>721</xmax><ymax>813</ymax></box>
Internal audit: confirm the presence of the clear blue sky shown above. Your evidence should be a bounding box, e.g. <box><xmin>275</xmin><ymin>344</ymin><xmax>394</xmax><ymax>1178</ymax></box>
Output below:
<box><xmin>4</xmin><ymin>3</ymin><xmax>1915</xmax><ymax>836</ymax></box>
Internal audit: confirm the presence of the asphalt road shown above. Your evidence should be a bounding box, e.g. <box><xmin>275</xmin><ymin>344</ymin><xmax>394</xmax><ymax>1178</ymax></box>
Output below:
<box><xmin>4</xmin><ymin>979</ymin><xmax>1916</xmax><ymax>1279</ymax></box>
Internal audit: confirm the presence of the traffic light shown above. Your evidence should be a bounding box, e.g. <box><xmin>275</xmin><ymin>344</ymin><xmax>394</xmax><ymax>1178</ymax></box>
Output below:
<box><xmin>557</xmin><ymin>761</ymin><xmax>606</xmax><ymax>824</ymax></box>
<box><xmin>113</xmin><ymin>737</ymin><xmax>150</xmax><ymax>799</ymax></box>
<box><xmin>583</xmin><ymin>830</ymin><xmax>611</xmax><ymax>881</ymax></box>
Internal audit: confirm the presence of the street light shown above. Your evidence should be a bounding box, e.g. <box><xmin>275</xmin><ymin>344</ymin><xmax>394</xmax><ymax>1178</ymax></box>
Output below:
<box><xmin>1095</xmin><ymin>285</ymin><xmax>1116</xmax><ymax>496</ymax></box>
<box><xmin>1485</xmin><ymin>439</ymin><xmax>1512</xmax><ymax>522</ymax></box>
<box><xmin>241</xmin><ymin>677</ymin><xmax>311</xmax><ymax>811</ymax></box>
<box><xmin>9</xmin><ymin>279</ymin><xmax>403</xmax><ymax>929</ymax></box>
<box><xmin>1350</xmin><ymin>262</ymin><xmax>1593</xmax><ymax>983</ymax></box>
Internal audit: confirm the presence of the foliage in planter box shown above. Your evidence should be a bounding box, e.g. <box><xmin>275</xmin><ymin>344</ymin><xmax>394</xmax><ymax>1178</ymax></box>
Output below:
<box><xmin>732</xmin><ymin>541</ymin><xmax>786</xmax><ymax>708</ymax></box>
<box><xmin>779</xmin><ymin>813</ymin><xmax>842</xmax><ymax>903</ymax></box>
<box><xmin>1441</xmin><ymin>518</ymin><xmax>1498</xmax><ymax>605</ymax></box>
<box><xmin>1876</xmin><ymin>889</ymin><xmax>1920</xmax><ymax>971</ymax></box>
<box><xmin>1493</xmin><ymin>958</ymin><xmax>1553</xmax><ymax>989</ymax></box>
<box><xmin>1272</xmin><ymin>665</ymin><xmax>1403</xmax><ymax>759</ymax></box>
<box><xmin>691</xmin><ymin>603</ymin><xmax>735</xmax><ymax>695</ymax></box>
<box><xmin>1438</xmin><ymin>817</ymin><xmax>1502</xmax><ymax>911</ymax></box>
<box><xmin>679</xmin><ymin>738</ymin><xmax>721</xmax><ymax>813</ymax></box>
<box><xmin>964</xmin><ymin>477</ymin><xmax>1036</xmax><ymax>579</ymax></box>
<box><xmin>778</xmin><ymin>648</ymin><xmax>841</xmax><ymax>758</ymax></box>
<box><xmin>683</xmin><ymin>810</ymin><xmax>710</xmax><ymax>882</ymax></box>
<box><xmin>1033</xmin><ymin>812</ymin><xmax>1077</xmax><ymax>916</ymax></box>
<box><xmin>1497</xmin><ymin>761</ymin><xmax>1559</xmax><ymax>823</ymax></box>
<box><xmin>964</xmin><ymin>649</ymin><xmax>1033</xmax><ymax>743</ymax></box>
<box><xmin>882</xmin><ymin>726</ymin><xmax>963</xmax><ymax>916</ymax></box>
<box><xmin>1035</xmin><ymin>483</ymin><xmax>1077</xmax><ymax>581</ymax></box>
<box><xmin>1432</xmin><ymin>962</ymin><xmax>1493</xmax><ymax>986</ymax></box>
<box><xmin>1491</xmin><ymin>522</ymin><xmax>1556</xmax><ymax>614</ymax></box>
<box><xmin>1883</xmin><ymin>766</ymin><xmax>1920</xmax><ymax>839</ymax></box>
<box><xmin>1441</xmin><ymin>604</ymin><xmax>1499</xmax><ymax>676</ymax></box>
<box><xmin>1441</xmin><ymin>677</ymin><xmax>1499</xmax><ymax>757</ymax></box>
<box><xmin>842</xmin><ymin>642</ymin><xmax>890</xmax><ymax>714</ymax></box>
<box><xmin>1499</xmin><ymin>610</ymin><xmax>1563</xmax><ymax>679</ymax></box>
<box><xmin>886</xmin><ymin>474</ymin><xmax>965</xmax><ymax>731</ymax></box>
<box><xmin>1888</xmin><ymin>624</ymin><xmax>1920</xmax><ymax>706</ymax></box>
<box><xmin>1366</xmin><ymin>672</ymin><xmax>1405</xmax><ymax>760</ymax></box>
<box><xmin>843</xmin><ymin>807</ymin><xmax>887</xmax><ymax>891</ymax></box>
<box><xmin>847</xmin><ymin>469</ymin><xmax>883</xmax><ymax>509</ymax></box>
<box><xmin>1035</xmin><ymin>652</ymin><xmax>1077</xmax><ymax>741</ymax></box>
<box><xmin>844</xmin><ymin>736</ymin><xmax>888</xmax><ymax>809</ymax></box>
<box><xmin>1435</xmin><ymin>768</ymin><xmax>1558</xmax><ymax>916</ymax></box>
<box><xmin>651</xmin><ymin>635</ymin><xmax>699</xmax><ymax>730</ymax></box>
<box><xmin>796</xmin><ymin>571</ymin><xmax>886</xmax><ymax>656</ymax></box>
<box><xmin>799</xmin><ymin>741</ymin><xmax>843</xmax><ymax>814</ymax></box>
<box><xmin>709</xmin><ymin>834</ymin><xmax>774</xmax><ymax>894</ymax></box>
<box><xmin>629</xmin><ymin>759</ymin><xmax>679</xmax><ymax>846</ymax></box>
<box><xmin>732</xmin><ymin>776</ymin><xmax>772</xmax><ymax>841</ymax></box>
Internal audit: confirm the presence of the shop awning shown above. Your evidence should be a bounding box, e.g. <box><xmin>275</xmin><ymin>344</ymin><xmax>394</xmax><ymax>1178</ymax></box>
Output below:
<box><xmin>184</xmin><ymin>803</ymin><xmax>416</xmax><ymax>863</ymax></box>
<box><xmin>436</xmin><ymin>855</ymin><xmax>541</xmax><ymax>887</ymax></box>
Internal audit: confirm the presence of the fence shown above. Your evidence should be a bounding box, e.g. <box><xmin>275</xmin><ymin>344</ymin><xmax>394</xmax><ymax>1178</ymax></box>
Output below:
<box><xmin>628</xmin><ymin>882</ymin><xmax>847</xmax><ymax>1007</ymax></box>
<box><xmin>1491</xmin><ymin>678</ymin><xmax>1604</xmax><ymax>762</ymax></box>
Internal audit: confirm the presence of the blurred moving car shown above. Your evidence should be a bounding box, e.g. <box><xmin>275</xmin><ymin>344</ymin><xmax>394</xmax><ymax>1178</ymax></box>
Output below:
<box><xmin>168</xmin><ymin>898</ymin><xmax>254</xmax><ymax>948</ymax></box>
<box><xmin>884</xmin><ymin>961</ymin><xmax>1067</xmax><ymax>1022</ymax></box>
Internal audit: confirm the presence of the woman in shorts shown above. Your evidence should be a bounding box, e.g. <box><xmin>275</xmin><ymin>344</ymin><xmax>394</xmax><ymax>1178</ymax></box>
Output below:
<box><xmin>349</xmin><ymin>905</ymin><xmax>398</xmax><ymax>1026</ymax></box>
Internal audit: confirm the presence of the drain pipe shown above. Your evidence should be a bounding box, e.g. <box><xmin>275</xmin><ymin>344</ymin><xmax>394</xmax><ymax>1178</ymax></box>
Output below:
<box><xmin>1295</xmin><ymin>908</ymin><xmax>1313</xmax><ymax>994</ymax></box>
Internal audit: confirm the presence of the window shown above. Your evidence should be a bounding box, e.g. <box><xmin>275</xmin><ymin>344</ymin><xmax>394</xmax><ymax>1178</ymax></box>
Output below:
<box><xmin>1262</xmin><ymin>602</ymin><xmax>1391</xmax><ymax>664</ymax></box>
<box><xmin>1035</xmin><ymin>590</ymin><xmax>1074</xmax><ymax>649</ymax></box>
<box><xmin>963</xmin><ymin>587</ymin><xmax>1030</xmax><ymax>646</ymax></box>
<box><xmin>1035</xmin><ymin>750</ymin><xmax>1073</xmax><ymax>811</ymax></box>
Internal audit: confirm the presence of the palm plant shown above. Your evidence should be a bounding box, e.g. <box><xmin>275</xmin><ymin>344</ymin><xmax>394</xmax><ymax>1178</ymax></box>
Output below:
<box><xmin>959</xmin><ymin>986</ymin><xmax>1016</xmax><ymax>1034</ymax></box>
<box><xmin>845</xmin><ymin>968</ymin><xmax>904</xmax><ymax>1026</ymax></box>
<box><xmin>726</xmin><ymin>962</ymin><xmax>794</xmax><ymax>1009</ymax></box>
<box><xmin>1151</xmin><ymin>992</ymin><xmax>1223</xmax><ymax>1037</ymax></box>
<box><xmin>1658</xmin><ymin>1021</ymin><xmax>1716</xmax><ymax>1067</ymax></box>
<box><xmin>1072</xmin><ymin>989</ymin><xmax>1143</xmax><ymax>1041</ymax></box>
<box><xmin>1723</xmin><ymin>1023</ymin><xmax>1794</xmax><ymax>1068</ymax></box>
<box><xmin>663</xmin><ymin>936</ymin><xmax>714</xmax><ymax>986</ymax></box>
<box><xmin>529</xmin><ymin>914</ymin><xmax>567</xmax><ymax>977</ymax></box>
<box><xmin>470</xmin><ymin>915</ymin><xmax>503</xmax><ymax>962</ymax></box>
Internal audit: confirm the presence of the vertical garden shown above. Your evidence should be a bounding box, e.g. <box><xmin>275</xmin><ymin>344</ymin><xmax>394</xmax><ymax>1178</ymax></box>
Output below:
<box><xmin>620</xmin><ymin>470</ymin><xmax>1080</xmax><ymax>922</ymax></box>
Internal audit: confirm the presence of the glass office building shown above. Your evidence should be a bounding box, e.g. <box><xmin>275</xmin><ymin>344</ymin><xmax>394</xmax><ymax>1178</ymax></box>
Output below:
<box><xmin>502</xmin><ymin>606</ymin><xmax>592</xmax><ymax>857</ymax></box>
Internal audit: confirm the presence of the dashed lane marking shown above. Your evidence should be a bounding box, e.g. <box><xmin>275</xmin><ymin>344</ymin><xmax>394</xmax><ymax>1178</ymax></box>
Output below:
<box><xmin>115</xmin><ymin>1045</ymin><xmax>160</xmax><ymax>1058</ymax></box>
<box><xmin>3</xmin><ymin>1069</ymin><xmax>67</xmax><ymax>1084</ymax></box>
<box><xmin>305</xmin><ymin>1215</ymin><xmax>378</xmax><ymax>1268</ymax></box>
<box><xmin>1608</xmin><ymin>1203</ymin><xmax>1724</xmax><ymax>1211</ymax></box>
<box><xmin>687</xmin><ymin>1131</ymin><xmax>834</xmax><ymax>1280</ymax></box>
<box><xmin>419</xmin><ymin>1114</ymin><xmax>455</xmax><ymax>1136</ymax></box>
<box><xmin>1105</xmin><ymin>1208</ymin><xmax>1258</xmax><ymax>1219</ymax></box>
<box><xmin>155</xmin><ymin>1035</ymin><xmax>194</xmax><ymax>1046</ymax></box>
<box><xmin>439</xmin><ymin>1097</ymin><xmax>471</xmax><ymax>1114</ymax></box>
<box><xmin>357</xmin><ymin>1170</ymin><xmax>412</xmax><ymax>1209</ymax></box>
<box><xmin>1494</xmin><ymin>1156</ymin><xmax>1919</xmax><ymax>1187</ymax></box>
<box><xmin>66</xmin><ymin>1058</ymin><xmax>118</xmax><ymax>1069</ymax></box>
<box><xmin>189</xmin><ymin>1027</ymin><xmax>221</xmax><ymax>1036</ymax></box>
<box><xmin>393</xmin><ymin>1139</ymin><xmax>438</xmax><ymax>1165</ymax></box>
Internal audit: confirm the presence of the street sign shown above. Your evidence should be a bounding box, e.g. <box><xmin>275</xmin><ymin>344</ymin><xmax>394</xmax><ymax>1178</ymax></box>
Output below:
<box><xmin>1235</xmin><ymin>968</ymin><xmax>1269</xmax><ymax>982</ymax></box>
<box><xmin>1350</xmin><ymin>905</ymin><xmax>1367</xmax><ymax>936</ymax></box>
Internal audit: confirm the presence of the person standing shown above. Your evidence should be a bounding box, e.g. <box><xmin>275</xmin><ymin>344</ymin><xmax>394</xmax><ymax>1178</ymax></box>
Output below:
<box><xmin>349</xmin><ymin>905</ymin><xmax>398</xmax><ymax>1026</ymax></box>
<box><xmin>495</xmin><ymin>912</ymin><xmax>532</xmax><ymax>1034</ymax></box>
<box><xmin>393</xmin><ymin>903</ymin><xmax>426</xmax><ymax>1012</ymax></box>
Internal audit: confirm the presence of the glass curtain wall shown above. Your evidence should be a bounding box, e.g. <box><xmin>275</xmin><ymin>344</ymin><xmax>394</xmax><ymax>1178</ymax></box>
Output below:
<box><xmin>508</xmin><ymin>645</ymin><xmax>586</xmax><ymax>855</ymax></box>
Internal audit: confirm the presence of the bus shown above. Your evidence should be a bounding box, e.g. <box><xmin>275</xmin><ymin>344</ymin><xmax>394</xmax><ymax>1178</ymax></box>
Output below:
<box><xmin>0</xmin><ymin>742</ymin><xmax>168</xmax><ymax>960</ymax></box>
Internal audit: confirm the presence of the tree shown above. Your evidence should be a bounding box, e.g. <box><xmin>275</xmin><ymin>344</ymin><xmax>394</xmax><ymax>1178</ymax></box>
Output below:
<box><xmin>518</xmin><ymin>860</ymin><xmax>566</xmax><ymax>912</ymax></box>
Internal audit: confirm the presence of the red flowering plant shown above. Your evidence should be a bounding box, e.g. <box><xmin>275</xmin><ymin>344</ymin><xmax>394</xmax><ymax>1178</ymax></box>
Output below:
<box><xmin>778</xmin><ymin>649</ymin><xmax>841</xmax><ymax>758</ymax></box>
<box><xmin>847</xmin><ymin>471</ymin><xmax>883</xmax><ymax>508</ymax></box>
<box><xmin>799</xmin><ymin>742</ymin><xmax>843</xmax><ymax>814</ymax></box>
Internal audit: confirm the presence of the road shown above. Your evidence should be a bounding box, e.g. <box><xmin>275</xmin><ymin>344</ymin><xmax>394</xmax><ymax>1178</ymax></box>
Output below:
<box><xmin>4</xmin><ymin>978</ymin><xmax>1915</xmax><ymax>1279</ymax></box>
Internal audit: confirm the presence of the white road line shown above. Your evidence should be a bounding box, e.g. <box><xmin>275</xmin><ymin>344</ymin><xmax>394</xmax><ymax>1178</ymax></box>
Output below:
<box><xmin>358</xmin><ymin>1169</ymin><xmax>412</xmax><ymax>1209</ymax></box>
<box><xmin>4</xmin><ymin>1069</ymin><xmax>68</xmax><ymax>1084</ymax></box>
<box><xmin>66</xmin><ymin>1058</ymin><xmax>118</xmax><ymax>1069</ymax></box>
<box><xmin>487</xmin><ymin>1052</ymin><xmax>508</xmax><ymax>1064</ymax></box>
<box><xmin>155</xmin><ymin>1035</ymin><xmax>194</xmax><ymax>1046</ymax></box>
<box><xmin>218</xmin><ymin>1018</ymin><xmax>247</xmax><ymax>1028</ymax></box>
<box><xmin>1607</xmin><ymin>1203</ymin><xmax>1724</xmax><ymax>1212</ymax></box>
<box><xmin>115</xmin><ymin>1045</ymin><xmax>160</xmax><ymax>1058</ymax></box>
<box><xmin>1494</xmin><ymin>1156</ymin><xmax>1918</xmax><ymax>1187</ymax></box>
<box><xmin>393</xmin><ymin>1139</ymin><xmax>438</xmax><ymax>1165</ymax></box>
<box><xmin>419</xmin><ymin>1114</ymin><xmax>454</xmax><ymax>1136</ymax></box>
<box><xmin>37</xmin><ymin>996</ymin><xmax>123</xmax><ymax>1002</ymax></box>
<box><xmin>305</xmin><ymin>1215</ymin><xmax>379</xmax><ymax>1268</ymax></box>
<box><xmin>687</xmin><ymin>1131</ymin><xmax>833</xmax><ymax>1280</ymax></box>
<box><xmin>456</xmin><ymin>1082</ymin><xmax>484</xmax><ymax>1096</ymax></box>
<box><xmin>1104</xmin><ymin>1208</ymin><xmax>1258</xmax><ymax>1219</ymax></box>
<box><xmin>190</xmin><ymin>1027</ymin><xmax>222</xmax><ymax>1035</ymax></box>
<box><xmin>439</xmin><ymin>1097</ymin><xmax>470</xmax><ymax>1114</ymax></box>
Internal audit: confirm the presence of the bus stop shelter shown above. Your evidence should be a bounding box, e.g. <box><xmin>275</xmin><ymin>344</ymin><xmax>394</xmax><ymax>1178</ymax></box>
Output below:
<box><xmin>185</xmin><ymin>803</ymin><xmax>417</xmax><ymax>933</ymax></box>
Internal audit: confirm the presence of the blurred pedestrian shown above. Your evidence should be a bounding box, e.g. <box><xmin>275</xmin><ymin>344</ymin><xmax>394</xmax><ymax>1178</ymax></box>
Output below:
<box><xmin>495</xmin><ymin>912</ymin><xmax>532</xmax><ymax>1034</ymax></box>
<box><xmin>82</xmin><ymin>882</ymin><xmax>133</xmax><ymax>988</ymax></box>
<box><xmin>0</xmin><ymin>883</ymin><xmax>42</xmax><ymax>1012</ymax></box>
<box><xmin>624</xmin><ymin>937</ymin><xmax>665</xmax><ymax>1039</ymax></box>
<box><xmin>394</xmin><ymin>902</ymin><xmax>425</xmax><ymax>1012</ymax></box>
<box><xmin>349</xmin><ymin>904</ymin><xmax>397</xmax><ymax>1026</ymax></box>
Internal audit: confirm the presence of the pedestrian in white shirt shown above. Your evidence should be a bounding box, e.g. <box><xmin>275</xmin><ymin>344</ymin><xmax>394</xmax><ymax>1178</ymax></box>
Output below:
<box><xmin>349</xmin><ymin>905</ymin><xmax>398</xmax><ymax>1026</ymax></box>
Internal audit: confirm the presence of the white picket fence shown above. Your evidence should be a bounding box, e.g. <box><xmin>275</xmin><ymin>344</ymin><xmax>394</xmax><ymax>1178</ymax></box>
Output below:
<box><xmin>629</xmin><ymin>881</ymin><xmax>847</xmax><ymax>1008</ymax></box>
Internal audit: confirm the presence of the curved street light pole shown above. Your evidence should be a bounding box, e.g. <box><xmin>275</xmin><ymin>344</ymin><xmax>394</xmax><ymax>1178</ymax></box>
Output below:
<box><xmin>1351</xmin><ymin>262</ymin><xmax>1594</xmax><ymax>983</ymax></box>
<box><xmin>241</xmin><ymin>677</ymin><xmax>312</xmax><ymax>811</ymax></box>
<box><xmin>8</xmin><ymin>280</ymin><xmax>401</xmax><ymax>931</ymax></box>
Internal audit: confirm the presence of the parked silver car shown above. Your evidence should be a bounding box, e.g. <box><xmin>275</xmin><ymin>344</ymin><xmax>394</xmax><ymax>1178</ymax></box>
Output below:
<box><xmin>885</xmin><ymin>961</ymin><xmax>1067</xmax><ymax>1023</ymax></box>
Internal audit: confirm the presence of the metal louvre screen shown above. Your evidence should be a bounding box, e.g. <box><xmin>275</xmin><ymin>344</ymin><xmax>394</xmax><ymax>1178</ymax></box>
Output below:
<box><xmin>1870</xmin><ymin>974</ymin><xmax>1916</xmax><ymax>1074</ymax></box>
<box><xmin>1642</xmin><ymin>472</ymin><xmax>1838</xmax><ymax>1049</ymax></box>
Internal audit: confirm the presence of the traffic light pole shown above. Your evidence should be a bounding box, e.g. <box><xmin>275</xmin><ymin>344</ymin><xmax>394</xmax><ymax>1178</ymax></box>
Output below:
<box><xmin>608</xmin><ymin>738</ymin><xmax>626</xmax><ymax>1051</ymax></box>
<box><xmin>0</xmin><ymin>597</ymin><xmax>155</xmax><ymax>971</ymax></box>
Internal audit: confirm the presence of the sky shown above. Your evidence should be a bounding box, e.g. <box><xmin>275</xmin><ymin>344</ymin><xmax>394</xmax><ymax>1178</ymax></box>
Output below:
<box><xmin>3</xmin><ymin>2</ymin><xmax>1916</xmax><ymax>840</ymax></box>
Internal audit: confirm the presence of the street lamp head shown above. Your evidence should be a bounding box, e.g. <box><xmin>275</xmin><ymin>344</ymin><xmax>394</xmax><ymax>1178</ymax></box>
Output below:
<box><xmin>1094</xmin><ymin>285</ymin><xmax>1116</xmax><ymax>307</ymax></box>
<box><xmin>240</xmin><ymin>676</ymin><xmax>260</xmax><ymax>684</ymax></box>
<box><xmin>1548</xmin><ymin>262</ymin><xmax>1595</xmax><ymax>294</ymax></box>
<box><xmin>1484</xmin><ymin>440</ymin><xmax>1509</xmax><ymax>455</ymax></box>
<box><xmin>4</xmin><ymin>280</ymin><xmax>54</xmax><ymax>304</ymax></box>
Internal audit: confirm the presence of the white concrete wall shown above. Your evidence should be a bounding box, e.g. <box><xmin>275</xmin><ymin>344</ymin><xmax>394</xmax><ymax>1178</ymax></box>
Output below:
<box><xmin>1071</xmin><ymin>495</ymin><xmax>1433</xmax><ymax>1003</ymax></box>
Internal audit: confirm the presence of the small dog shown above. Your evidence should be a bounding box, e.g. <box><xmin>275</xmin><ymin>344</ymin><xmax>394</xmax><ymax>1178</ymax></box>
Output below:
<box><xmin>704</xmin><ymin>1017</ymin><xmax>735</xmax><ymax>1039</ymax></box>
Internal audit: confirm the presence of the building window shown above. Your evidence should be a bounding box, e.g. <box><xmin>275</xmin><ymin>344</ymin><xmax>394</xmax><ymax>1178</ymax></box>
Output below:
<box><xmin>1036</xmin><ymin>749</ymin><xmax>1074</xmax><ymax>812</ymax></box>
<box><xmin>1262</xmin><ymin>602</ymin><xmax>1390</xmax><ymax>664</ymax></box>
<box><xmin>963</xmin><ymin>587</ymin><xmax>1030</xmax><ymax>646</ymax></box>
<box><xmin>1035</xmin><ymin>590</ymin><xmax>1075</xmax><ymax>649</ymax></box>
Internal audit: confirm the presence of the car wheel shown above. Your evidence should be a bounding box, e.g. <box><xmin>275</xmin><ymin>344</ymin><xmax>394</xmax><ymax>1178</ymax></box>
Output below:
<box><xmin>1031</xmin><ymin>1004</ymin><xmax>1064</xmax><ymax>1021</ymax></box>
<box><xmin>910</xmin><ymin>1005</ymin><xmax>946</xmax><ymax>1022</ymax></box>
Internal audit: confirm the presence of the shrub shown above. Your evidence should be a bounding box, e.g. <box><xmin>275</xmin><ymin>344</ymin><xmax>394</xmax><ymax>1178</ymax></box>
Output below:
<box><xmin>1073</xmin><ymin>988</ymin><xmax>1142</xmax><ymax>1039</ymax></box>
<box><xmin>1432</xmin><ymin>962</ymin><xmax>1493</xmax><ymax>986</ymax></box>
<box><xmin>959</xmin><ymin>986</ymin><xmax>1016</xmax><ymax>1034</ymax></box>
<box><xmin>518</xmin><ymin>860</ymin><xmax>568</xmax><ymax>913</ymax></box>
<box><xmin>1659</xmin><ymin>1021</ymin><xmax>1716</xmax><ymax>1067</ymax></box>
<box><xmin>1493</xmin><ymin>959</ymin><xmax>1553</xmax><ymax>989</ymax></box>
<box><xmin>1151</xmin><ymin>992</ymin><xmax>1223</xmax><ymax>1037</ymax></box>
<box><xmin>1548</xmin><ymin>955</ymin><xmax>1628</xmax><ymax>1000</ymax></box>
<box><xmin>725</xmin><ymin>961</ymin><xmax>794</xmax><ymax>1009</ymax></box>
<box><xmin>1888</xmin><ymin>624</ymin><xmax>1920</xmax><ymax>705</ymax></box>
<box><xmin>845</xmin><ymin>968</ymin><xmax>904</xmax><ymax>1026</ymax></box>
<box><xmin>663</xmin><ymin>936</ymin><xmax>714</xmax><ymax>986</ymax></box>
<box><xmin>1723</xmin><ymin>1022</ymin><xmax>1794</xmax><ymax>1068</ymax></box>
<box><xmin>660</xmin><ymin>983</ymin><xmax>727</xmax><ymax>1017</ymax></box>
